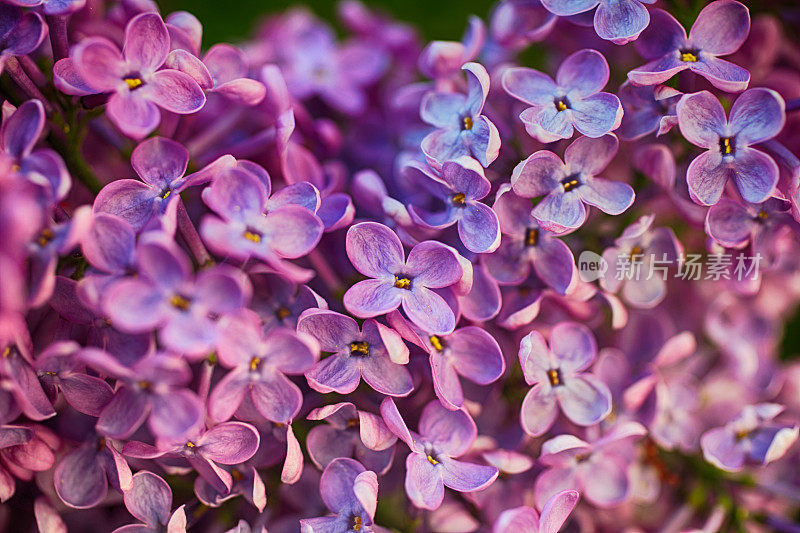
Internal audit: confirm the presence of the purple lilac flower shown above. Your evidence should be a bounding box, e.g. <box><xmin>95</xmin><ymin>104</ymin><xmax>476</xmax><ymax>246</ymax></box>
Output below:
<box><xmin>0</xmin><ymin>425</ymin><xmax>34</xmax><ymax>502</ymax></box>
<box><xmin>1</xmin><ymin>99</ymin><xmax>71</xmax><ymax>204</ymax></box>
<box><xmin>488</xmin><ymin>0</ymin><xmax>557</xmax><ymax>54</ymax></box>
<box><xmin>541</xmin><ymin>0</ymin><xmax>654</xmax><ymax>44</ymax></box>
<box><xmin>0</xmin><ymin>344</ymin><xmax>55</xmax><ymax>422</ymax></box>
<box><xmin>208</xmin><ymin>310</ymin><xmax>319</xmax><ymax>424</ymax></box>
<box><xmin>80</xmin><ymin>349</ymin><xmax>205</xmax><ymax>440</ymax></box>
<box><xmin>404</xmin><ymin>156</ymin><xmax>501</xmax><ymax>253</ymax></box>
<box><xmin>420</xmin><ymin>62</ymin><xmax>500</xmax><ymax>168</ymax></box>
<box><xmin>483</xmin><ymin>184</ymin><xmax>575</xmax><ymax>294</ymax></box>
<box><xmin>5</xmin><ymin>0</ymin><xmax>84</xmax><ymax>15</ymax></box>
<box><xmin>194</xmin><ymin>463</ymin><xmax>266</xmax><ymax>513</ymax></box>
<box><xmin>93</xmin><ymin>136</ymin><xmax>233</xmax><ymax>232</ymax></box>
<box><xmin>618</xmin><ymin>83</ymin><xmax>681</xmax><ymax>141</ymax></box>
<box><xmin>343</xmin><ymin>222</ymin><xmax>464</xmax><ymax>335</ymax></box>
<box><xmin>114</xmin><ymin>471</ymin><xmax>186</xmax><ymax>533</ymax></box>
<box><xmin>306</xmin><ymin>402</ymin><xmax>397</xmax><ymax>474</ymax></box>
<box><xmin>600</xmin><ymin>214</ymin><xmax>683</xmax><ymax>309</ymax></box>
<box><xmin>0</xmin><ymin>4</ymin><xmax>45</xmax><ymax>73</ymax></box>
<box><xmin>519</xmin><ymin>322</ymin><xmax>611</xmax><ymax>436</ymax></box>
<box><xmin>492</xmin><ymin>489</ymin><xmax>579</xmax><ymax>533</ymax></box>
<box><xmin>250</xmin><ymin>272</ymin><xmax>326</xmax><ymax>330</ymax></box>
<box><xmin>388</xmin><ymin>310</ymin><xmax>505</xmax><ymax>410</ymax></box>
<box><xmin>0</xmin><ymin>423</ymin><xmax>57</xmax><ymax>503</ymax></box>
<box><xmin>299</xmin><ymin>457</ymin><xmax>380</xmax><ymax>533</ymax></box>
<box><xmin>123</xmin><ymin>422</ymin><xmax>260</xmax><ymax>494</ymax></box>
<box><xmin>677</xmin><ymin>88</ymin><xmax>785</xmax><ymax>205</ymax></box>
<box><xmin>419</xmin><ymin>16</ymin><xmax>484</xmax><ymax>87</ymax></box>
<box><xmin>297</xmin><ymin>309</ymin><xmax>413</xmax><ymax>397</ymax></box>
<box><xmin>705</xmin><ymin>197</ymin><xmax>795</xmax><ymax>266</ymax></box>
<box><xmin>200</xmin><ymin>165</ymin><xmax>324</xmax><ymax>279</ymax></box>
<box><xmin>511</xmin><ymin>134</ymin><xmax>634</xmax><ymax>232</ymax></box>
<box><xmin>55</xmin><ymin>13</ymin><xmax>206</xmax><ymax>138</ymax></box>
<box><xmin>102</xmin><ymin>235</ymin><xmax>250</xmax><ymax>356</ymax></box>
<box><xmin>502</xmin><ymin>49</ymin><xmax>622</xmax><ymax>142</ymax></box>
<box><xmin>701</xmin><ymin>403</ymin><xmax>799</xmax><ymax>472</ymax></box>
<box><xmin>534</xmin><ymin>422</ymin><xmax>646</xmax><ymax>508</ymax></box>
<box><xmin>628</xmin><ymin>1</ymin><xmax>750</xmax><ymax>92</ymax></box>
<box><xmin>381</xmin><ymin>398</ymin><xmax>498</xmax><ymax>510</ymax></box>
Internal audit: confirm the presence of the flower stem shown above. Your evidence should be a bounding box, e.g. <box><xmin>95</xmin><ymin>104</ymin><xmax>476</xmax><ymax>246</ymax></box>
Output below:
<box><xmin>4</xmin><ymin>57</ymin><xmax>53</xmax><ymax>113</ymax></box>
<box><xmin>47</xmin><ymin>15</ymin><xmax>70</xmax><ymax>61</ymax></box>
<box><xmin>177</xmin><ymin>199</ymin><xmax>213</xmax><ymax>267</ymax></box>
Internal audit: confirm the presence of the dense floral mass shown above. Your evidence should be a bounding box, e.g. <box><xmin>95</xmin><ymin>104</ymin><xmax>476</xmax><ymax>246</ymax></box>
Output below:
<box><xmin>1</xmin><ymin>0</ymin><xmax>800</xmax><ymax>530</ymax></box>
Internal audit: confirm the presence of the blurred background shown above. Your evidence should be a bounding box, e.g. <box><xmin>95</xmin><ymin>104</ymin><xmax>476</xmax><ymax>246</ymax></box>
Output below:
<box><xmin>158</xmin><ymin>0</ymin><xmax>490</xmax><ymax>43</ymax></box>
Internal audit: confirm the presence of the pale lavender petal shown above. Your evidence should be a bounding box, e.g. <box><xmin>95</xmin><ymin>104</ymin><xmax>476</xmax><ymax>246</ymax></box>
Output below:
<box><xmin>493</xmin><ymin>507</ymin><xmax>539</xmax><ymax>533</ymax></box>
<box><xmin>521</xmin><ymin>383</ymin><xmax>558</xmax><ymax>436</ymax></box>
<box><xmin>593</xmin><ymin>0</ymin><xmax>650</xmax><ymax>43</ymax></box>
<box><xmin>380</xmin><ymin>397</ymin><xmax>416</xmax><ymax>449</ymax></box>
<box><xmin>296</xmin><ymin>309</ymin><xmax>358</xmax><ymax>351</ymax></box>
<box><xmin>145</xmin><ymin>70</ymin><xmax>206</xmax><ymax>114</ymax></box>
<box><xmin>200</xmin><ymin>422</ymin><xmax>260</xmax><ymax>464</ymax></box>
<box><xmin>448</xmin><ymin>327</ymin><xmax>505</xmax><ymax>384</ymax></box>
<box><xmin>686</xmin><ymin>150</ymin><xmax>727</xmax><ymax>206</ymax></box>
<box><xmin>97</xmin><ymin>388</ymin><xmax>148</xmax><ymax>439</ymax></box>
<box><xmin>250</xmin><ymin>373</ymin><xmax>303</xmax><ymax>424</ymax></box>
<box><xmin>207</xmin><ymin>369</ymin><xmax>248</xmax><ymax>423</ymax></box>
<box><xmin>557</xmin><ymin>49</ymin><xmax>609</xmax><ymax>97</ymax></box>
<box><xmin>533</xmin><ymin>191</ymin><xmax>586</xmax><ymax>232</ymax></box>
<box><xmin>123</xmin><ymin>471</ymin><xmax>171</xmax><ymax>528</ymax></box>
<box><xmin>539</xmin><ymin>490</ymin><xmax>580</xmax><ymax>533</ymax></box>
<box><xmin>149</xmin><ymin>390</ymin><xmax>204</xmax><ymax>440</ymax></box>
<box><xmin>570</xmin><ymin>93</ymin><xmax>622</xmax><ymax>138</ymax></box>
<box><xmin>458</xmin><ymin>202</ymin><xmax>500</xmax><ymax>253</ymax></box>
<box><xmin>306</xmin><ymin>355</ymin><xmax>361</xmax><ymax>394</ymax></box>
<box><xmin>564</xmin><ymin>133</ymin><xmax>618</xmax><ymax>175</ymax></box>
<box><xmin>705</xmin><ymin>198</ymin><xmax>752</xmax><ymax>247</ymax></box>
<box><xmin>346</xmin><ymin>222</ymin><xmax>404</xmax><ymax>278</ymax></box>
<box><xmin>319</xmin><ymin>457</ymin><xmax>364</xmax><ymax>513</ymax></box>
<box><xmin>359</xmin><ymin>411</ymin><xmax>397</xmax><ymax>451</ymax></box>
<box><xmin>131</xmin><ymin>136</ymin><xmax>188</xmax><ymax>189</ymax></box>
<box><xmin>676</xmin><ymin>90</ymin><xmax>727</xmax><ymax>149</ymax></box>
<box><xmin>440</xmin><ymin>457</ymin><xmax>498</xmax><ymax>492</ymax></box>
<box><xmin>578</xmin><ymin>178</ymin><xmax>635</xmax><ymax>215</ymax></box>
<box><xmin>431</xmin><ymin>351</ymin><xmax>463</xmax><ymax>410</ymax></box>
<box><xmin>463</xmin><ymin>62</ymin><xmax>490</xmax><ymax>116</ymax></box>
<box><xmin>403</xmin><ymin>287</ymin><xmax>456</xmax><ymax>336</ymax></box>
<box><xmin>73</xmin><ymin>37</ymin><xmax>125</xmax><ymax>92</ymax></box>
<box><xmin>689</xmin><ymin>0</ymin><xmax>750</xmax><ymax>55</ymax></box>
<box><xmin>534</xmin><ymin>467</ymin><xmax>578</xmax><ymax>511</ymax></box>
<box><xmin>465</xmin><ymin>115</ymin><xmax>501</xmax><ymax>167</ymax></box>
<box><xmin>306</xmin><ymin>425</ymin><xmax>354</xmax><ymax>469</ymax></box>
<box><xmin>405</xmin><ymin>452</ymin><xmax>444</xmax><ymax>510</ymax></box>
<box><xmin>502</xmin><ymin>67</ymin><xmax>557</xmax><ymax>106</ymax></box>
<box><xmin>106</xmin><ymin>92</ymin><xmax>160</xmax><ymax>139</ymax></box>
<box><xmin>420</xmin><ymin>92</ymin><xmax>465</xmax><ymax>129</ymax></box>
<box><xmin>550</xmin><ymin>322</ymin><xmax>597</xmax><ymax>372</ymax></box>
<box><xmin>92</xmin><ymin>179</ymin><xmax>157</xmax><ymax>231</ymax></box>
<box><xmin>540</xmin><ymin>0</ymin><xmax>597</xmax><ymax>17</ymax></box>
<box><xmin>419</xmin><ymin>401</ymin><xmax>476</xmax><ymax>456</ymax></box>
<box><xmin>729</xmin><ymin>88</ymin><xmax>785</xmax><ymax>145</ymax></box>
<box><xmin>690</xmin><ymin>56</ymin><xmax>750</xmax><ymax>93</ymax></box>
<box><xmin>627</xmin><ymin>55</ymin><xmax>687</xmax><ymax>87</ymax></box>
<box><xmin>731</xmin><ymin>147</ymin><xmax>779</xmax><ymax>204</ymax></box>
<box><xmin>264</xmin><ymin>206</ymin><xmax>324</xmax><ymax>258</ymax></box>
<box><xmin>511</xmin><ymin>150</ymin><xmax>564</xmax><ymax>198</ymax></box>
<box><xmin>633</xmin><ymin>9</ymin><xmax>686</xmax><ymax>59</ymax></box>
<box><xmin>533</xmin><ymin>238</ymin><xmax>575</xmax><ymax>295</ymax></box>
<box><xmin>558</xmin><ymin>374</ymin><xmax>612</xmax><ymax>426</ymax></box>
<box><xmin>581</xmin><ymin>456</ymin><xmax>629</xmax><ymax>506</ymax></box>
<box><xmin>103</xmin><ymin>279</ymin><xmax>165</xmax><ymax>332</ymax></box>
<box><xmin>405</xmin><ymin>241</ymin><xmax>463</xmax><ymax>288</ymax></box>
<box><xmin>360</xmin><ymin>353</ymin><xmax>413</xmax><ymax>397</ymax></box>
<box><xmin>343</xmin><ymin>279</ymin><xmax>403</xmax><ymax>318</ymax></box>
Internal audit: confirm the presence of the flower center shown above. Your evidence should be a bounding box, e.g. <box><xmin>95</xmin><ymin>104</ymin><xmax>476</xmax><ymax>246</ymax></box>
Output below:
<box><xmin>451</xmin><ymin>192</ymin><xmax>467</xmax><ymax>206</ymax></box>
<box><xmin>547</xmin><ymin>368</ymin><xmax>562</xmax><ymax>387</ymax></box>
<box><xmin>185</xmin><ymin>441</ymin><xmax>196</xmax><ymax>449</ymax></box>
<box><xmin>561</xmin><ymin>175</ymin><xmax>581</xmax><ymax>192</ymax></box>
<box><xmin>169</xmin><ymin>294</ymin><xmax>191</xmax><ymax>311</ymax></box>
<box><xmin>243</xmin><ymin>228</ymin><xmax>262</xmax><ymax>243</ymax></box>
<box><xmin>36</xmin><ymin>228</ymin><xmax>55</xmax><ymax>247</ymax></box>
<box><xmin>554</xmin><ymin>96</ymin><xmax>570</xmax><ymax>112</ymax></box>
<box><xmin>461</xmin><ymin>116</ymin><xmax>473</xmax><ymax>130</ymax></box>
<box><xmin>427</xmin><ymin>454</ymin><xmax>440</xmax><ymax>465</ymax></box>
<box><xmin>525</xmin><ymin>228</ymin><xmax>539</xmax><ymax>247</ymax></box>
<box><xmin>97</xmin><ymin>437</ymin><xmax>106</xmax><ymax>452</ymax></box>
<box><xmin>352</xmin><ymin>516</ymin><xmax>363</xmax><ymax>531</ymax></box>
<box><xmin>629</xmin><ymin>245</ymin><xmax>644</xmax><ymax>261</ymax></box>
<box><xmin>138</xmin><ymin>380</ymin><xmax>152</xmax><ymax>390</ymax></box>
<box><xmin>249</xmin><ymin>357</ymin><xmax>261</xmax><ymax>371</ymax></box>
<box><xmin>756</xmin><ymin>209</ymin><xmax>768</xmax><ymax>221</ymax></box>
<box><xmin>429</xmin><ymin>335</ymin><xmax>444</xmax><ymax>352</ymax></box>
<box><xmin>394</xmin><ymin>276</ymin><xmax>412</xmax><ymax>290</ymax></box>
<box><xmin>159</xmin><ymin>188</ymin><xmax>172</xmax><ymax>200</ymax></box>
<box><xmin>124</xmin><ymin>76</ymin><xmax>144</xmax><ymax>90</ymax></box>
<box><xmin>346</xmin><ymin>417</ymin><xmax>359</xmax><ymax>428</ymax></box>
<box><xmin>680</xmin><ymin>50</ymin><xmax>699</xmax><ymax>62</ymax></box>
<box><xmin>349</xmin><ymin>341</ymin><xmax>370</xmax><ymax>357</ymax></box>
<box><xmin>735</xmin><ymin>429</ymin><xmax>751</xmax><ymax>441</ymax></box>
<box><xmin>1</xmin><ymin>346</ymin><xmax>9</xmax><ymax>358</ymax></box>
<box><xmin>719</xmin><ymin>137</ymin><xmax>735</xmax><ymax>155</ymax></box>
<box><xmin>275</xmin><ymin>306</ymin><xmax>291</xmax><ymax>320</ymax></box>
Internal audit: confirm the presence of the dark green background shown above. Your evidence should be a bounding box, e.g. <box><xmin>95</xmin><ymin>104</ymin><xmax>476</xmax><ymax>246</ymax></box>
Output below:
<box><xmin>158</xmin><ymin>0</ymin><xmax>493</xmax><ymax>44</ymax></box>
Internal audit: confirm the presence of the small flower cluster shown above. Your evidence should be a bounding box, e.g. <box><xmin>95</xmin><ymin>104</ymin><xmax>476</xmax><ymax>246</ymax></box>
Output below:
<box><xmin>1</xmin><ymin>0</ymin><xmax>800</xmax><ymax>531</ymax></box>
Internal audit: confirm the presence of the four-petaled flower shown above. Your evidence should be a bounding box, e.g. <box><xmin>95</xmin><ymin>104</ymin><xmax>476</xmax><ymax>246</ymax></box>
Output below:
<box><xmin>541</xmin><ymin>0</ymin><xmax>654</xmax><ymax>44</ymax></box>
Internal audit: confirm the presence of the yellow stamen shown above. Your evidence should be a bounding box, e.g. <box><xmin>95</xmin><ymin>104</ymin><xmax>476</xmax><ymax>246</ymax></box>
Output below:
<box><xmin>169</xmin><ymin>294</ymin><xmax>191</xmax><ymax>310</ymax></box>
<box><xmin>451</xmin><ymin>193</ymin><xmax>466</xmax><ymax>206</ymax></box>
<box><xmin>525</xmin><ymin>228</ymin><xmax>539</xmax><ymax>247</ymax></box>
<box><xmin>427</xmin><ymin>454</ymin><xmax>439</xmax><ymax>465</ymax></box>
<box><xmin>243</xmin><ymin>230</ymin><xmax>262</xmax><ymax>243</ymax></box>
<box><xmin>629</xmin><ymin>245</ymin><xmax>644</xmax><ymax>261</ymax></box>
<box><xmin>2</xmin><ymin>347</ymin><xmax>10</xmax><ymax>358</ymax></box>
<box><xmin>562</xmin><ymin>179</ymin><xmax>579</xmax><ymax>192</ymax></box>
<box><xmin>138</xmin><ymin>380</ymin><xmax>151</xmax><ymax>390</ymax></box>
<box><xmin>347</xmin><ymin>418</ymin><xmax>359</xmax><ymax>428</ymax></box>
<box><xmin>186</xmin><ymin>441</ymin><xmax>196</xmax><ymax>448</ymax></box>
<box><xmin>429</xmin><ymin>335</ymin><xmax>444</xmax><ymax>352</ymax></box>
<box><xmin>37</xmin><ymin>228</ymin><xmax>55</xmax><ymax>247</ymax></box>
<box><xmin>757</xmin><ymin>210</ymin><xmax>768</xmax><ymax>220</ymax></box>
<box><xmin>124</xmin><ymin>77</ymin><xmax>143</xmax><ymax>90</ymax></box>
<box><xmin>249</xmin><ymin>357</ymin><xmax>261</xmax><ymax>371</ymax></box>
<box><xmin>547</xmin><ymin>369</ymin><xmax>561</xmax><ymax>387</ymax></box>
<box><xmin>735</xmin><ymin>430</ymin><xmax>750</xmax><ymax>441</ymax></box>
<box><xmin>353</xmin><ymin>516</ymin><xmax>363</xmax><ymax>531</ymax></box>
<box><xmin>160</xmin><ymin>189</ymin><xmax>171</xmax><ymax>200</ymax></box>
<box><xmin>394</xmin><ymin>276</ymin><xmax>412</xmax><ymax>290</ymax></box>
<box><xmin>276</xmin><ymin>307</ymin><xmax>291</xmax><ymax>320</ymax></box>
<box><xmin>556</xmin><ymin>100</ymin><xmax>568</xmax><ymax>112</ymax></box>
<box><xmin>349</xmin><ymin>341</ymin><xmax>369</xmax><ymax>356</ymax></box>
<box><xmin>680</xmin><ymin>52</ymin><xmax>698</xmax><ymax>62</ymax></box>
<box><xmin>462</xmin><ymin>116</ymin><xmax>473</xmax><ymax>130</ymax></box>
<box><xmin>721</xmin><ymin>137</ymin><xmax>734</xmax><ymax>155</ymax></box>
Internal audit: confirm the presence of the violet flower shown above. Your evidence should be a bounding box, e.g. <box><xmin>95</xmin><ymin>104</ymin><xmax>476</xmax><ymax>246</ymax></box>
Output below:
<box><xmin>511</xmin><ymin>134</ymin><xmax>634</xmax><ymax>232</ymax></box>
<box><xmin>114</xmin><ymin>471</ymin><xmax>186</xmax><ymax>533</ymax></box>
<box><xmin>503</xmin><ymin>49</ymin><xmax>622</xmax><ymax>142</ymax></box>
<box><xmin>102</xmin><ymin>235</ymin><xmax>250</xmax><ymax>356</ymax></box>
<box><xmin>306</xmin><ymin>402</ymin><xmax>397</xmax><ymax>474</ymax></box>
<box><xmin>618</xmin><ymin>83</ymin><xmax>681</xmax><ymax>141</ymax></box>
<box><xmin>519</xmin><ymin>322</ymin><xmax>612</xmax><ymax>436</ymax></box>
<box><xmin>80</xmin><ymin>349</ymin><xmax>205</xmax><ymax>440</ymax></box>
<box><xmin>701</xmin><ymin>403</ymin><xmax>799</xmax><ymax>472</ymax></box>
<box><xmin>418</xmin><ymin>16</ymin><xmax>484</xmax><ymax>87</ymax></box>
<box><xmin>5</xmin><ymin>0</ymin><xmax>85</xmax><ymax>15</ymax></box>
<box><xmin>483</xmin><ymin>184</ymin><xmax>576</xmax><ymax>294</ymax></box>
<box><xmin>404</xmin><ymin>156</ymin><xmax>501</xmax><ymax>253</ymax></box>
<box><xmin>534</xmin><ymin>422</ymin><xmax>646</xmax><ymax>508</ymax></box>
<box><xmin>208</xmin><ymin>310</ymin><xmax>319</xmax><ymax>424</ymax></box>
<box><xmin>0</xmin><ymin>344</ymin><xmax>55</xmax><ymax>422</ymax></box>
<box><xmin>0</xmin><ymin>4</ymin><xmax>46</xmax><ymax>73</ymax></box>
<box><xmin>420</xmin><ymin>62</ymin><xmax>501</xmax><ymax>168</ymax></box>
<box><xmin>381</xmin><ymin>398</ymin><xmax>498</xmax><ymax>510</ymax></box>
<box><xmin>299</xmin><ymin>457</ymin><xmax>380</xmax><ymax>533</ymax></box>
<box><xmin>343</xmin><ymin>222</ymin><xmax>465</xmax><ymax>335</ymax></box>
<box><xmin>1</xmin><ymin>99</ymin><xmax>71</xmax><ymax>204</ymax></box>
<box><xmin>388</xmin><ymin>310</ymin><xmax>505</xmax><ymax>411</ymax></box>
<box><xmin>676</xmin><ymin>88</ymin><xmax>785</xmax><ymax>205</ymax></box>
<box><xmin>56</xmin><ymin>12</ymin><xmax>206</xmax><ymax>138</ymax></box>
<box><xmin>297</xmin><ymin>309</ymin><xmax>413</xmax><ymax>397</ymax></box>
<box><xmin>628</xmin><ymin>1</ymin><xmax>751</xmax><ymax>92</ymax></box>
<box><xmin>492</xmin><ymin>489</ymin><xmax>579</xmax><ymax>533</ymax></box>
<box><xmin>541</xmin><ymin>0</ymin><xmax>653</xmax><ymax>44</ymax></box>
<box><xmin>123</xmin><ymin>421</ymin><xmax>260</xmax><ymax>494</ymax></box>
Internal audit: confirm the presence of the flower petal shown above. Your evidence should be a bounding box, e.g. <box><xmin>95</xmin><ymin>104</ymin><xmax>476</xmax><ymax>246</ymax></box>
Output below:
<box><xmin>689</xmin><ymin>0</ymin><xmax>750</xmax><ymax>55</ymax></box>
<box><xmin>557</xmin><ymin>49</ymin><xmax>609</xmax><ymax>97</ymax></box>
<box><xmin>520</xmin><ymin>383</ymin><xmax>558</xmax><ymax>436</ymax></box>
<box><xmin>403</xmin><ymin>287</ymin><xmax>456</xmax><ymax>336</ymax></box>
<box><xmin>123</xmin><ymin>13</ymin><xmax>169</xmax><ymax>72</ymax></box>
<box><xmin>131</xmin><ymin>136</ymin><xmax>188</xmax><ymax>189</ymax></box>
<box><xmin>440</xmin><ymin>457</ymin><xmax>498</xmax><ymax>493</ymax></box>
<box><xmin>346</xmin><ymin>222</ymin><xmax>405</xmax><ymax>278</ymax></box>
<box><xmin>145</xmin><ymin>70</ymin><xmax>206</xmax><ymax>114</ymax></box>
<box><xmin>729</xmin><ymin>88</ymin><xmax>785</xmax><ymax>145</ymax></box>
<box><xmin>550</xmin><ymin>322</ymin><xmax>597</xmax><ymax>373</ymax></box>
<box><xmin>676</xmin><ymin>90</ymin><xmax>727</xmax><ymax>149</ymax></box>
<box><xmin>578</xmin><ymin>177</ymin><xmax>635</xmax><ymax>215</ymax></box>
<box><xmin>343</xmin><ymin>279</ymin><xmax>403</xmax><ymax>318</ymax></box>
<box><xmin>200</xmin><ymin>422</ymin><xmax>260</xmax><ymax>465</ymax></box>
<box><xmin>405</xmin><ymin>452</ymin><xmax>444</xmax><ymax>510</ymax></box>
<box><xmin>123</xmin><ymin>471</ymin><xmax>171</xmax><ymax>528</ymax></box>
<box><xmin>502</xmin><ymin>67</ymin><xmax>557</xmax><ymax>106</ymax></box>
<box><xmin>557</xmin><ymin>374</ymin><xmax>612</xmax><ymax>426</ymax></box>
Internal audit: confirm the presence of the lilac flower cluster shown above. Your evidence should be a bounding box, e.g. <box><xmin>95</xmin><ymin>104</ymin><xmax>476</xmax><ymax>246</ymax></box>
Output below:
<box><xmin>1</xmin><ymin>0</ymin><xmax>800</xmax><ymax>531</ymax></box>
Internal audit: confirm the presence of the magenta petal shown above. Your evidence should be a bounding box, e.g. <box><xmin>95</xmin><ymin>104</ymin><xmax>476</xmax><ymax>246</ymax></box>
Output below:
<box><xmin>107</xmin><ymin>92</ymin><xmax>161</xmax><ymax>139</ymax></box>
<box><xmin>207</xmin><ymin>369</ymin><xmax>248</xmax><ymax>423</ymax></box>
<box><xmin>2</xmin><ymin>99</ymin><xmax>43</xmax><ymax>158</ymax></box>
<box><xmin>431</xmin><ymin>351</ymin><xmax>464</xmax><ymax>410</ymax></box>
<box><xmin>405</xmin><ymin>453</ymin><xmax>444</xmax><ymax>510</ymax></box>
<box><xmin>59</xmin><ymin>374</ymin><xmax>114</xmax><ymax>417</ymax></box>
<box><xmin>164</xmin><ymin>49</ymin><xmax>213</xmax><ymax>89</ymax></box>
<box><xmin>403</xmin><ymin>287</ymin><xmax>456</xmax><ymax>336</ymax></box>
<box><xmin>124</xmin><ymin>471</ymin><xmax>171</xmax><ymax>527</ymax></box>
<box><xmin>689</xmin><ymin>0</ymin><xmax>750</xmax><ymax>55</ymax></box>
<box><xmin>123</xmin><ymin>13</ymin><xmax>169</xmax><ymax>73</ymax></box>
<box><xmin>493</xmin><ymin>507</ymin><xmax>540</xmax><ymax>533</ymax></box>
<box><xmin>148</xmin><ymin>389</ymin><xmax>204</xmax><ymax>440</ymax></box>
<box><xmin>145</xmin><ymin>70</ymin><xmax>206</xmax><ymax>114</ymax></box>
<box><xmin>448</xmin><ymin>327</ymin><xmax>505</xmax><ymax>384</ymax></box>
<box><xmin>103</xmin><ymin>279</ymin><xmax>165</xmax><ymax>332</ymax></box>
<box><xmin>705</xmin><ymin>198</ymin><xmax>752</xmax><ymax>247</ymax></box>
<box><xmin>54</xmin><ymin>446</ymin><xmax>107</xmax><ymax>509</ymax></box>
<box><xmin>97</xmin><ymin>388</ymin><xmax>149</xmax><ymax>439</ymax></box>
<box><xmin>200</xmin><ymin>422</ymin><xmax>260</xmax><ymax>464</ymax></box>
<box><xmin>73</xmin><ymin>37</ymin><xmax>125</xmax><ymax>92</ymax></box>
<box><xmin>92</xmin><ymin>179</ymin><xmax>157</xmax><ymax>231</ymax></box>
<box><xmin>344</xmin><ymin>279</ymin><xmax>403</xmax><ymax>318</ymax></box>
<box><xmin>131</xmin><ymin>137</ymin><xmax>189</xmax><ymax>189</ymax></box>
<box><xmin>346</xmin><ymin>222</ymin><xmax>405</xmax><ymax>278</ymax></box>
<box><xmin>539</xmin><ymin>490</ymin><xmax>580</xmax><ymax>533</ymax></box>
<box><xmin>53</xmin><ymin>58</ymin><xmax>97</xmax><ymax>96</ymax></box>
